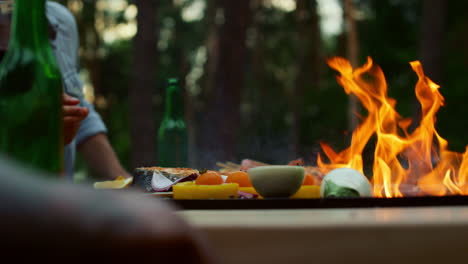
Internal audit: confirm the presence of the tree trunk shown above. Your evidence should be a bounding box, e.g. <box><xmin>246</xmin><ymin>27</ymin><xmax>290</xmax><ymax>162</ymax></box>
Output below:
<box><xmin>129</xmin><ymin>0</ymin><xmax>159</xmax><ymax>168</ymax></box>
<box><xmin>78</xmin><ymin>0</ymin><xmax>102</xmax><ymax>97</ymax></box>
<box><xmin>418</xmin><ymin>0</ymin><xmax>448</xmax><ymax>84</ymax></box>
<box><xmin>402</xmin><ymin>0</ymin><xmax>448</xmax><ymax>185</ymax></box>
<box><xmin>410</xmin><ymin>0</ymin><xmax>448</xmax><ymax>132</ymax></box>
<box><xmin>201</xmin><ymin>0</ymin><xmax>221</xmax><ymax>103</ymax></box>
<box><xmin>172</xmin><ymin>6</ymin><xmax>194</xmax><ymax>167</ymax></box>
<box><xmin>195</xmin><ymin>0</ymin><xmax>220</xmax><ymax>167</ymax></box>
<box><xmin>292</xmin><ymin>0</ymin><xmax>322</xmax><ymax>159</ymax></box>
<box><xmin>249</xmin><ymin>0</ymin><xmax>265</xmax><ymax>132</ymax></box>
<box><xmin>344</xmin><ymin>0</ymin><xmax>360</xmax><ymax>133</ymax></box>
<box><xmin>199</xmin><ymin>0</ymin><xmax>252</xmax><ymax>167</ymax></box>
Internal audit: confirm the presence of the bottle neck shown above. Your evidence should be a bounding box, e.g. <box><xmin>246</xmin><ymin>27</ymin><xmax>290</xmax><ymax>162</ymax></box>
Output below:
<box><xmin>164</xmin><ymin>85</ymin><xmax>184</xmax><ymax>120</ymax></box>
<box><xmin>10</xmin><ymin>0</ymin><xmax>49</xmax><ymax>49</ymax></box>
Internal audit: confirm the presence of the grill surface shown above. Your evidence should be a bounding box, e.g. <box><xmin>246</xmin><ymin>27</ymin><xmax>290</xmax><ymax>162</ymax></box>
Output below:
<box><xmin>172</xmin><ymin>195</ymin><xmax>468</xmax><ymax>210</ymax></box>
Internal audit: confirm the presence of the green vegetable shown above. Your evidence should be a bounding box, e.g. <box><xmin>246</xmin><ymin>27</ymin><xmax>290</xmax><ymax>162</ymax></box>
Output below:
<box><xmin>320</xmin><ymin>168</ymin><xmax>372</xmax><ymax>198</ymax></box>
<box><xmin>323</xmin><ymin>181</ymin><xmax>360</xmax><ymax>198</ymax></box>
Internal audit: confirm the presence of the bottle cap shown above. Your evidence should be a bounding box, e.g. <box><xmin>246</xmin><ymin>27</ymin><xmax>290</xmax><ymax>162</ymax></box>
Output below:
<box><xmin>167</xmin><ymin>78</ymin><xmax>178</xmax><ymax>85</ymax></box>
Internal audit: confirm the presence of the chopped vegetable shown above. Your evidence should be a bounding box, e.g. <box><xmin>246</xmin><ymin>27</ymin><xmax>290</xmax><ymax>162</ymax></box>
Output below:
<box><xmin>237</xmin><ymin>190</ymin><xmax>258</xmax><ymax>199</ymax></box>
<box><xmin>94</xmin><ymin>176</ymin><xmax>133</xmax><ymax>189</ymax></box>
<box><xmin>302</xmin><ymin>173</ymin><xmax>315</xmax><ymax>185</ymax></box>
<box><xmin>290</xmin><ymin>185</ymin><xmax>321</xmax><ymax>199</ymax></box>
<box><xmin>173</xmin><ymin>182</ymin><xmax>238</xmax><ymax>199</ymax></box>
<box><xmin>195</xmin><ymin>171</ymin><xmax>224</xmax><ymax>185</ymax></box>
<box><xmin>320</xmin><ymin>168</ymin><xmax>372</xmax><ymax>198</ymax></box>
<box><xmin>239</xmin><ymin>187</ymin><xmax>262</xmax><ymax>198</ymax></box>
<box><xmin>226</xmin><ymin>171</ymin><xmax>252</xmax><ymax>187</ymax></box>
<box><xmin>323</xmin><ymin>181</ymin><xmax>360</xmax><ymax>197</ymax></box>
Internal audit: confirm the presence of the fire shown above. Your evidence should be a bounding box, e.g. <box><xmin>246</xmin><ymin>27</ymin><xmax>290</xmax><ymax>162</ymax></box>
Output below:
<box><xmin>317</xmin><ymin>57</ymin><xmax>468</xmax><ymax>198</ymax></box>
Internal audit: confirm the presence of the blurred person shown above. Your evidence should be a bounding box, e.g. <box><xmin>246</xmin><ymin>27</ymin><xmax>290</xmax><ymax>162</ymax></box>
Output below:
<box><xmin>0</xmin><ymin>155</ymin><xmax>216</xmax><ymax>263</ymax></box>
<box><xmin>0</xmin><ymin>0</ymin><xmax>131</xmax><ymax>180</ymax></box>
<box><xmin>45</xmin><ymin>1</ymin><xmax>132</xmax><ymax>180</ymax></box>
<box><xmin>63</xmin><ymin>92</ymin><xmax>89</xmax><ymax>145</ymax></box>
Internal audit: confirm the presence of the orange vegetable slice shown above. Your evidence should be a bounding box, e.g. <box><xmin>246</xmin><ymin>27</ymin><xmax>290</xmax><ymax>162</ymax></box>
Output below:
<box><xmin>226</xmin><ymin>171</ymin><xmax>252</xmax><ymax>187</ymax></box>
<box><xmin>302</xmin><ymin>173</ymin><xmax>315</xmax><ymax>185</ymax></box>
<box><xmin>195</xmin><ymin>171</ymin><xmax>224</xmax><ymax>185</ymax></box>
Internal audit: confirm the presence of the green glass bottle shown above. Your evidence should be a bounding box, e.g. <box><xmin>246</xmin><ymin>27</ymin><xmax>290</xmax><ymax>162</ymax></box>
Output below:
<box><xmin>158</xmin><ymin>78</ymin><xmax>188</xmax><ymax>168</ymax></box>
<box><xmin>0</xmin><ymin>0</ymin><xmax>63</xmax><ymax>174</ymax></box>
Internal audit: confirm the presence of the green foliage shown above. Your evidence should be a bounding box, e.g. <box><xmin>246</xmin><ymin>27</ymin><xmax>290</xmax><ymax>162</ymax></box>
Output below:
<box><xmin>358</xmin><ymin>0</ymin><xmax>421</xmax><ymax>118</ymax></box>
<box><xmin>240</xmin><ymin>6</ymin><xmax>299</xmax><ymax>163</ymax></box>
<box><xmin>57</xmin><ymin>0</ymin><xmax>468</xmax><ymax>170</ymax></box>
<box><xmin>438</xmin><ymin>1</ymin><xmax>468</xmax><ymax>152</ymax></box>
<box><xmin>357</xmin><ymin>0</ymin><xmax>468</xmax><ymax>152</ymax></box>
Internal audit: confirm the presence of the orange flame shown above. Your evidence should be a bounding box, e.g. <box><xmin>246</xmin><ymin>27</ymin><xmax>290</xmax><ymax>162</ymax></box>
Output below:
<box><xmin>318</xmin><ymin>57</ymin><xmax>468</xmax><ymax>197</ymax></box>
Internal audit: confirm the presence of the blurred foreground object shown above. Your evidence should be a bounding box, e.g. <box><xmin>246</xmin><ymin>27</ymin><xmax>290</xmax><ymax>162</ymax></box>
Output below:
<box><xmin>0</xmin><ymin>155</ymin><xmax>216</xmax><ymax>263</ymax></box>
<box><xmin>0</xmin><ymin>0</ymin><xmax>63</xmax><ymax>174</ymax></box>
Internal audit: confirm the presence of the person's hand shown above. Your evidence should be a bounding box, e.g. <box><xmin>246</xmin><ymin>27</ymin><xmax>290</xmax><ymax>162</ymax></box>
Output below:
<box><xmin>63</xmin><ymin>93</ymin><xmax>89</xmax><ymax>145</ymax></box>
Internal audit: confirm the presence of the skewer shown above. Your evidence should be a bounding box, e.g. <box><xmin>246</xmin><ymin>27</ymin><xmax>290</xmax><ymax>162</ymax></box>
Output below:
<box><xmin>226</xmin><ymin>162</ymin><xmax>241</xmax><ymax>168</ymax></box>
<box><xmin>216</xmin><ymin>162</ymin><xmax>232</xmax><ymax>169</ymax></box>
<box><xmin>250</xmin><ymin>160</ymin><xmax>269</xmax><ymax>166</ymax></box>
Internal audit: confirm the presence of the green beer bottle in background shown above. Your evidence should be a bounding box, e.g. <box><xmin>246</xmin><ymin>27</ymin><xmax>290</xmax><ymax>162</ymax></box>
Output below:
<box><xmin>158</xmin><ymin>78</ymin><xmax>188</xmax><ymax>168</ymax></box>
<box><xmin>0</xmin><ymin>0</ymin><xmax>63</xmax><ymax>174</ymax></box>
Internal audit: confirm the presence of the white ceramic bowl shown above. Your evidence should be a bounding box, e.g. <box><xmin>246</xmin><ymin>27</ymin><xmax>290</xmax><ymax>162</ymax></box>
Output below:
<box><xmin>248</xmin><ymin>166</ymin><xmax>305</xmax><ymax>198</ymax></box>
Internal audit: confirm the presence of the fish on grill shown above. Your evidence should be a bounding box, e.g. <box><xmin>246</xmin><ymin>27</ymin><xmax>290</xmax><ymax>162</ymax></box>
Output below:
<box><xmin>133</xmin><ymin>167</ymin><xmax>199</xmax><ymax>192</ymax></box>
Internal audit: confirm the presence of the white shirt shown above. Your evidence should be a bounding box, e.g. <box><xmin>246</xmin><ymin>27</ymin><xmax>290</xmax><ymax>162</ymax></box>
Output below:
<box><xmin>47</xmin><ymin>2</ymin><xmax>107</xmax><ymax>180</ymax></box>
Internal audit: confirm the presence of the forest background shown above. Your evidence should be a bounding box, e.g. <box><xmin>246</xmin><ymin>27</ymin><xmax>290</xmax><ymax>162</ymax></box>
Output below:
<box><xmin>52</xmin><ymin>0</ymin><xmax>468</xmax><ymax>181</ymax></box>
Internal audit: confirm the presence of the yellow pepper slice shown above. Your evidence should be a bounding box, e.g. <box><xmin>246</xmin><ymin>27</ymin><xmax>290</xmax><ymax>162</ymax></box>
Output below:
<box><xmin>173</xmin><ymin>182</ymin><xmax>238</xmax><ymax>199</ymax></box>
<box><xmin>290</xmin><ymin>185</ymin><xmax>321</xmax><ymax>199</ymax></box>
